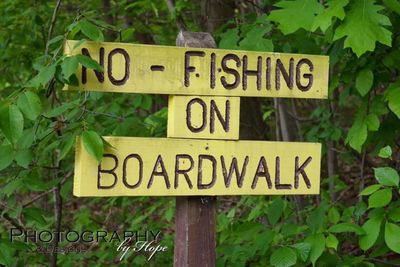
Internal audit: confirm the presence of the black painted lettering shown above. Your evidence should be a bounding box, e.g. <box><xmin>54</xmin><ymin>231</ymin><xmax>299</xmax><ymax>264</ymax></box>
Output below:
<box><xmin>242</xmin><ymin>56</ymin><xmax>262</xmax><ymax>90</ymax></box>
<box><xmin>296</xmin><ymin>58</ymin><xmax>314</xmax><ymax>91</ymax></box>
<box><xmin>266</xmin><ymin>57</ymin><xmax>271</xmax><ymax>90</ymax></box>
<box><xmin>210</xmin><ymin>53</ymin><xmax>216</xmax><ymax>89</ymax></box>
<box><xmin>220</xmin><ymin>54</ymin><xmax>241</xmax><ymax>89</ymax></box>
<box><xmin>251</xmin><ymin>156</ymin><xmax>272</xmax><ymax>189</ymax></box>
<box><xmin>221</xmin><ymin>156</ymin><xmax>249</xmax><ymax>188</ymax></box>
<box><xmin>81</xmin><ymin>47</ymin><xmax>104</xmax><ymax>84</ymax></box>
<box><xmin>198</xmin><ymin>155</ymin><xmax>217</xmax><ymax>189</ymax></box>
<box><xmin>184</xmin><ymin>51</ymin><xmax>205</xmax><ymax>87</ymax></box>
<box><xmin>108</xmin><ymin>48</ymin><xmax>130</xmax><ymax>85</ymax></box>
<box><xmin>175</xmin><ymin>154</ymin><xmax>194</xmax><ymax>189</ymax></box>
<box><xmin>98</xmin><ymin>154</ymin><xmax>118</xmax><ymax>189</ymax></box>
<box><xmin>147</xmin><ymin>155</ymin><xmax>171</xmax><ymax>189</ymax></box>
<box><xmin>210</xmin><ymin>99</ymin><xmax>230</xmax><ymax>133</ymax></box>
<box><xmin>122</xmin><ymin>154</ymin><xmax>143</xmax><ymax>189</ymax></box>
<box><xmin>186</xmin><ymin>98</ymin><xmax>207</xmax><ymax>133</ymax></box>
<box><xmin>275</xmin><ymin>58</ymin><xmax>294</xmax><ymax>90</ymax></box>
<box><xmin>275</xmin><ymin>156</ymin><xmax>292</xmax><ymax>189</ymax></box>
<box><xmin>294</xmin><ymin>156</ymin><xmax>312</xmax><ymax>189</ymax></box>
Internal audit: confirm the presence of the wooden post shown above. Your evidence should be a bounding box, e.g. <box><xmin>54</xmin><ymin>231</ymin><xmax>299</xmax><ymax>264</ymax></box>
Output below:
<box><xmin>174</xmin><ymin>31</ymin><xmax>217</xmax><ymax>267</ymax></box>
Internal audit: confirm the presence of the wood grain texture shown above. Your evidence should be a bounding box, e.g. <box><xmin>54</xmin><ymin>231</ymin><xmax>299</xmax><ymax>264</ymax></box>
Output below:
<box><xmin>168</xmin><ymin>95</ymin><xmax>240</xmax><ymax>140</ymax></box>
<box><xmin>73</xmin><ymin>136</ymin><xmax>321</xmax><ymax>196</ymax></box>
<box><xmin>174</xmin><ymin>31</ymin><xmax>217</xmax><ymax>267</ymax></box>
<box><xmin>64</xmin><ymin>40</ymin><xmax>329</xmax><ymax>99</ymax></box>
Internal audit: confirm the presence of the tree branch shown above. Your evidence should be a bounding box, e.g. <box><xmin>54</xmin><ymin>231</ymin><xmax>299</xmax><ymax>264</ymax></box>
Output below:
<box><xmin>45</xmin><ymin>0</ymin><xmax>62</xmax><ymax>56</ymax></box>
<box><xmin>22</xmin><ymin>172</ymin><xmax>72</xmax><ymax>208</ymax></box>
<box><xmin>164</xmin><ymin>0</ymin><xmax>187</xmax><ymax>31</ymax></box>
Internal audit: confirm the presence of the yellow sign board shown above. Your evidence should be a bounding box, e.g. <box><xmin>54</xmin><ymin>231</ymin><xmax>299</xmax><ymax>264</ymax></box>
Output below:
<box><xmin>168</xmin><ymin>96</ymin><xmax>240</xmax><ymax>140</ymax></box>
<box><xmin>74</xmin><ymin>136</ymin><xmax>321</xmax><ymax>196</ymax></box>
<box><xmin>64</xmin><ymin>40</ymin><xmax>329</xmax><ymax>99</ymax></box>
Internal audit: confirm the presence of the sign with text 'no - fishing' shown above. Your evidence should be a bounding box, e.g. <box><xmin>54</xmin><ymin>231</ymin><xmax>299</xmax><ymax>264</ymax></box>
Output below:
<box><xmin>64</xmin><ymin>40</ymin><xmax>329</xmax><ymax>99</ymax></box>
<box><xmin>74</xmin><ymin>137</ymin><xmax>321</xmax><ymax>196</ymax></box>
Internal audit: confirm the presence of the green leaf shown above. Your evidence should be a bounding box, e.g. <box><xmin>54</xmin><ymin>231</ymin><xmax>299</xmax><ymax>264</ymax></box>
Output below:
<box><xmin>326</xmin><ymin>234</ymin><xmax>339</xmax><ymax>250</ymax></box>
<box><xmin>374</xmin><ymin>167</ymin><xmax>399</xmax><ymax>187</ymax></box>
<box><xmin>359</xmin><ymin>216</ymin><xmax>383</xmax><ymax>250</ymax></box>
<box><xmin>239</xmin><ymin>25</ymin><xmax>274</xmax><ymax>52</ymax></box>
<box><xmin>79</xmin><ymin>19</ymin><xmax>104</xmax><ymax>42</ymax></box>
<box><xmin>44</xmin><ymin>100</ymin><xmax>79</xmax><ymax>118</ymax></box>
<box><xmin>345</xmin><ymin>111</ymin><xmax>367</xmax><ymax>152</ymax></box>
<box><xmin>266</xmin><ymin>197</ymin><xmax>284</xmax><ymax>225</ymax></box>
<box><xmin>378</xmin><ymin>146</ymin><xmax>392</xmax><ymax>159</ymax></box>
<box><xmin>82</xmin><ymin>130</ymin><xmax>104</xmax><ymax>163</ymax></box>
<box><xmin>368</xmin><ymin>189</ymin><xmax>392</xmax><ymax>208</ymax></box>
<box><xmin>366</xmin><ymin>113</ymin><xmax>379</xmax><ymax>131</ymax></box>
<box><xmin>27</xmin><ymin>64</ymin><xmax>56</xmax><ymax>87</ymax></box>
<box><xmin>383</xmin><ymin>0</ymin><xmax>400</xmax><ymax>15</ymax></box>
<box><xmin>219</xmin><ymin>28</ymin><xmax>239</xmax><ymax>49</ymax></box>
<box><xmin>141</xmin><ymin>94</ymin><xmax>153</xmax><ymax>111</ymax></box>
<box><xmin>328</xmin><ymin>207</ymin><xmax>340</xmax><ymax>224</ymax></box>
<box><xmin>312</xmin><ymin>0</ymin><xmax>349</xmax><ymax>32</ymax></box>
<box><xmin>17</xmin><ymin>91</ymin><xmax>41</xmax><ymax>121</ymax></box>
<box><xmin>385</xmin><ymin>83</ymin><xmax>400</xmax><ymax>119</ymax></box>
<box><xmin>385</xmin><ymin>222</ymin><xmax>400</xmax><ymax>253</ymax></box>
<box><xmin>0</xmin><ymin>145</ymin><xmax>13</xmax><ymax>171</ymax></box>
<box><xmin>76</xmin><ymin>54</ymin><xmax>103</xmax><ymax>72</ymax></box>
<box><xmin>24</xmin><ymin>207</ymin><xmax>47</xmax><ymax>225</ymax></box>
<box><xmin>0</xmin><ymin>104</ymin><xmax>24</xmax><ymax>145</ymax></box>
<box><xmin>270</xmin><ymin>247</ymin><xmax>297</xmax><ymax>267</ymax></box>
<box><xmin>0</xmin><ymin>243</ymin><xmax>13</xmax><ymax>266</ymax></box>
<box><xmin>307</xmin><ymin>207</ymin><xmax>325</xmax><ymax>233</ymax></box>
<box><xmin>47</xmin><ymin>35</ymin><xmax>64</xmax><ymax>46</ymax></box>
<box><xmin>329</xmin><ymin>222</ymin><xmax>366</xmax><ymax>235</ymax></box>
<box><xmin>360</xmin><ymin>184</ymin><xmax>382</xmax><ymax>196</ymax></box>
<box><xmin>3</xmin><ymin>178</ymin><xmax>23</xmax><ymax>197</ymax></box>
<box><xmin>269</xmin><ymin>0</ymin><xmax>323</xmax><ymax>34</ymax></box>
<box><xmin>227</xmin><ymin>208</ymin><xmax>235</xmax><ymax>218</ymax></box>
<box><xmin>291</xmin><ymin>243</ymin><xmax>310</xmax><ymax>262</ymax></box>
<box><xmin>15</xmin><ymin>149</ymin><xmax>33</xmax><ymax>168</ymax></box>
<box><xmin>60</xmin><ymin>134</ymin><xmax>75</xmax><ymax>160</ymax></box>
<box><xmin>356</xmin><ymin>69</ymin><xmax>374</xmax><ymax>96</ymax></box>
<box><xmin>389</xmin><ymin>207</ymin><xmax>400</xmax><ymax>222</ymax></box>
<box><xmin>333</xmin><ymin>0</ymin><xmax>392</xmax><ymax>57</ymax></box>
<box><xmin>306</xmin><ymin>233</ymin><xmax>325</xmax><ymax>266</ymax></box>
<box><xmin>369</xmin><ymin>207</ymin><xmax>385</xmax><ymax>219</ymax></box>
<box><xmin>61</xmin><ymin>56</ymin><xmax>79</xmax><ymax>79</ymax></box>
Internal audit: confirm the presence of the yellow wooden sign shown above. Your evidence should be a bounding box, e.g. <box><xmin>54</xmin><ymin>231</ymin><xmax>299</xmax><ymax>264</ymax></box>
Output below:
<box><xmin>64</xmin><ymin>40</ymin><xmax>329</xmax><ymax>99</ymax></box>
<box><xmin>168</xmin><ymin>96</ymin><xmax>240</xmax><ymax>140</ymax></box>
<box><xmin>74</xmin><ymin>136</ymin><xmax>321</xmax><ymax>196</ymax></box>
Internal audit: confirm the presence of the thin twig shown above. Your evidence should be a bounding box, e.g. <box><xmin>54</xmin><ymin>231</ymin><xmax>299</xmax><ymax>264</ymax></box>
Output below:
<box><xmin>164</xmin><ymin>0</ymin><xmax>187</xmax><ymax>31</ymax></box>
<box><xmin>2</xmin><ymin>213</ymin><xmax>26</xmax><ymax>233</ymax></box>
<box><xmin>81</xmin><ymin>107</ymin><xmax>125</xmax><ymax>120</ymax></box>
<box><xmin>358</xmin><ymin>150</ymin><xmax>367</xmax><ymax>203</ymax></box>
<box><xmin>22</xmin><ymin>172</ymin><xmax>72</xmax><ymax>208</ymax></box>
<box><xmin>45</xmin><ymin>0</ymin><xmax>62</xmax><ymax>56</ymax></box>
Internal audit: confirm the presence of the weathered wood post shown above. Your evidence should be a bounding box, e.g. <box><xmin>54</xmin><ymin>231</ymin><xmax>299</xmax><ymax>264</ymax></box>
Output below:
<box><xmin>174</xmin><ymin>31</ymin><xmax>217</xmax><ymax>267</ymax></box>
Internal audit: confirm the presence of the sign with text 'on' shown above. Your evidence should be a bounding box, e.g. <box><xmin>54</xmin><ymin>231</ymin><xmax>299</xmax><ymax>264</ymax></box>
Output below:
<box><xmin>74</xmin><ymin>137</ymin><xmax>321</xmax><ymax>197</ymax></box>
<box><xmin>64</xmin><ymin>40</ymin><xmax>329</xmax><ymax>99</ymax></box>
<box><xmin>167</xmin><ymin>96</ymin><xmax>240</xmax><ymax>140</ymax></box>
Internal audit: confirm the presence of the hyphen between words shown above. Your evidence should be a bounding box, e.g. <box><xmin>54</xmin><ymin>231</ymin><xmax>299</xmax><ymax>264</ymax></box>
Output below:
<box><xmin>80</xmin><ymin>47</ymin><xmax>315</xmax><ymax>91</ymax></box>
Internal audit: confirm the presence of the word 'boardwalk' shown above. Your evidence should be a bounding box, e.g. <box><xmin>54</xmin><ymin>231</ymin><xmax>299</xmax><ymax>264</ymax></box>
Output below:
<box><xmin>74</xmin><ymin>137</ymin><xmax>320</xmax><ymax>196</ymax></box>
<box><xmin>65</xmin><ymin>39</ymin><xmax>329</xmax><ymax>197</ymax></box>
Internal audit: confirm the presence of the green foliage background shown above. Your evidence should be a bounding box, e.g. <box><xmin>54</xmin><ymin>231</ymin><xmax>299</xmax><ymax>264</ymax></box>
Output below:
<box><xmin>0</xmin><ymin>0</ymin><xmax>400</xmax><ymax>266</ymax></box>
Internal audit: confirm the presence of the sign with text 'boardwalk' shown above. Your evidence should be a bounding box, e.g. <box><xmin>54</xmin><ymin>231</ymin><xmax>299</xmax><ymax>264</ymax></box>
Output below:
<box><xmin>64</xmin><ymin>40</ymin><xmax>329</xmax><ymax>99</ymax></box>
<box><xmin>74</xmin><ymin>137</ymin><xmax>321</xmax><ymax>196</ymax></box>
